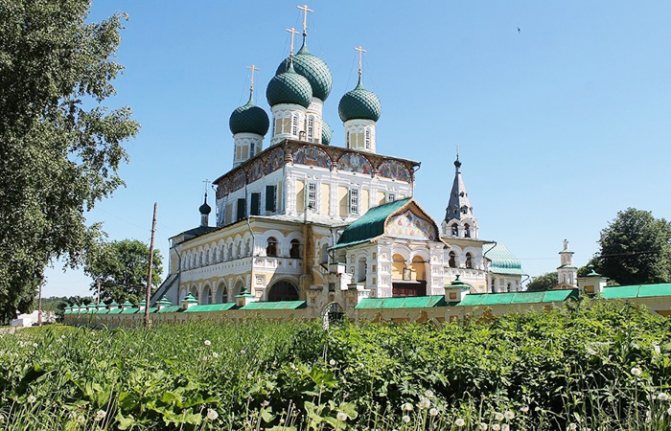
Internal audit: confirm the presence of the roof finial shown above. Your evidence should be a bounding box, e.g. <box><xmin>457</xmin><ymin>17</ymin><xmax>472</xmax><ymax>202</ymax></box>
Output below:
<box><xmin>287</xmin><ymin>27</ymin><xmax>298</xmax><ymax>59</ymax></box>
<box><xmin>202</xmin><ymin>179</ymin><xmax>210</xmax><ymax>198</ymax></box>
<box><xmin>246</xmin><ymin>64</ymin><xmax>258</xmax><ymax>102</ymax></box>
<box><xmin>297</xmin><ymin>4</ymin><xmax>313</xmax><ymax>42</ymax></box>
<box><xmin>355</xmin><ymin>45</ymin><xmax>367</xmax><ymax>86</ymax></box>
<box><xmin>455</xmin><ymin>144</ymin><xmax>462</xmax><ymax>169</ymax></box>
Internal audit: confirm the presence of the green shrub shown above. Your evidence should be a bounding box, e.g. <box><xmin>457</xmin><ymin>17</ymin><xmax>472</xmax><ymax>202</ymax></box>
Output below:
<box><xmin>1</xmin><ymin>300</ymin><xmax>670</xmax><ymax>430</ymax></box>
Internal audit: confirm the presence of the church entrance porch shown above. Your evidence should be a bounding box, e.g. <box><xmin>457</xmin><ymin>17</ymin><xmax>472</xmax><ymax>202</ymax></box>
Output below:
<box><xmin>392</xmin><ymin>280</ymin><xmax>427</xmax><ymax>297</ymax></box>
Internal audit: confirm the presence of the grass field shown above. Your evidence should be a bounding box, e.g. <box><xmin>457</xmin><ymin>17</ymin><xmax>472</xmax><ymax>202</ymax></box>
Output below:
<box><xmin>1</xmin><ymin>300</ymin><xmax>670</xmax><ymax>430</ymax></box>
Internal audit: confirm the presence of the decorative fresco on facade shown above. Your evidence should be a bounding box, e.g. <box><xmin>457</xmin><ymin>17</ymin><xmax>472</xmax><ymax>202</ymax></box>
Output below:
<box><xmin>377</xmin><ymin>160</ymin><xmax>412</xmax><ymax>182</ymax></box>
<box><xmin>387</xmin><ymin>210</ymin><xmax>437</xmax><ymax>241</ymax></box>
<box><xmin>292</xmin><ymin>145</ymin><xmax>333</xmax><ymax>169</ymax></box>
<box><xmin>336</xmin><ymin>153</ymin><xmax>373</xmax><ymax>175</ymax></box>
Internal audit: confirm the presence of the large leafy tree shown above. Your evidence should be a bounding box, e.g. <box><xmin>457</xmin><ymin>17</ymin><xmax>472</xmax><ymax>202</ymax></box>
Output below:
<box><xmin>597</xmin><ymin>208</ymin><xmax>671</xmax><ymax>285</ymax></box>
<box><xmin>0</xmin><ymin>1</ymin><xmax>138</xmax><ymax>322</ymax></box>
<box><xmin>526</xmin><ymin>272</ymin><xmax>558</xmax><ymax>292</ymax></box>
<box><xmin>84</xmin><ymin>239</ymin><xmax>162</xmax><ymax>305</ymax></box>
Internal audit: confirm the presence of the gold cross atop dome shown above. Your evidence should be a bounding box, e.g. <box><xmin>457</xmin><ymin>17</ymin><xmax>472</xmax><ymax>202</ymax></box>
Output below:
<box><xmin>297</xmin><ymin>4</ymin><xmax>313</xmax><ymax>37</ymax></box>
<box><xmin>355</xmin><ymin>45</ymin><xmax>367</xmax><ymax>79</ymax></box>
<box><xmin>286</xmin><ymin>27</ymin><xmax>299</xmax><ymax>56</ymax></box>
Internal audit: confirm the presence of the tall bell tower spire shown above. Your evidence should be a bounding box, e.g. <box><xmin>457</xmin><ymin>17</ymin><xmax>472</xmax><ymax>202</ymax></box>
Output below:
<box><xmin>442</xmin><ymin>152</ymin><xmax>479</xmax><ymax>239</ymax></box>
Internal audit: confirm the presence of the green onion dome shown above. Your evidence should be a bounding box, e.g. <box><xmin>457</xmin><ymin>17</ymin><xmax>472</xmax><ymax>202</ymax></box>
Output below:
<box><xmin>266</xmin><ymin>61</ymin><xmax>313</xmax><ymax>108</ymax></box>
<box><xmin>321</xmin><ymin>121</ymin><xmax>332</xmax><ymax>145</ymax></box>
<box><xmin>338</xmin><ymin>79</ymin><xmax>382</xmax><ymax>122</ymax></box>
<box><xmin>276</xmin><ymin>43</ymin><xmax>332</xmax><ymax>101</ymax></box>
<box><xmin>229</xmin><ymin>97</ymin><xmax>269</xmax><ymax>136</ymax></box>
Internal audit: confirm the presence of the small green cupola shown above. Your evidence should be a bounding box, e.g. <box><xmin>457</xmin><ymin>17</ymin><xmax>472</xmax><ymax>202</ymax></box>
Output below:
<box><xmin>338</xmin><ymin>79</ymin><xmax>382</xmax><ymax>123</ymax></box>
<box><xmin>229</xmin><ymin>98</ymin><xmax>269</xmax><ymax>136</ymax></box>
<box><xmin>321</xmin><ymin>121</ymin><xmax>332</xmax><ymax>145</ymax></box>
<box><xmin>266</xmin><ymin>61</ymin><xmax>313</xmax><ymax>108</ymax></box>
<box><xmin>338</xmin><ymin>46</ymin><xmax>381</xmax><ymax>153</ymax></box>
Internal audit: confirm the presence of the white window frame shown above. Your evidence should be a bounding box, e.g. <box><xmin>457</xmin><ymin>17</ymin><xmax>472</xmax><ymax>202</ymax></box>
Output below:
<box><xmin>349</xmin><ymin>188</ymin><xmax>359</xmax><ymax>215</ymax></box>
<box><xmin>307</xmin><ymin>115</ymin><xmax>314</xmax><ymax>141</ymax></box>
<box><xmin>387</xmin><ymin>192</ymin><xmax>396</xmax><ymax>202</ymax></box>
<box><xmin>291</xmin><ymin>113</ymin><xmax>298</xmax><ymax>136</ymax></box>
<box><xmin>306</xmin><ymin>181</ymin><xmax>317</xmax><ymax>211</ymax></box>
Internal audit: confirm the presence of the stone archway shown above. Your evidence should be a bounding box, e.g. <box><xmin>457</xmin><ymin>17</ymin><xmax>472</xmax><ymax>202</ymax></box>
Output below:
<box><xmin>267</xmin><ymin>281</ymin><xmax>299</xmax><ymax>302</ymax></box>
<box><xmin>322</xmin><ymin>302</ymin><xmax>345</xmax><ymax>330</ymax></box>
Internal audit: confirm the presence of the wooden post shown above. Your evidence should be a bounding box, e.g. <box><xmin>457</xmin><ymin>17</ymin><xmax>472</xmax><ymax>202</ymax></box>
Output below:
<box><xmin>144</xmin><ymin>203</ymin><xmax>158</xmax><ymax>328</ymax></box>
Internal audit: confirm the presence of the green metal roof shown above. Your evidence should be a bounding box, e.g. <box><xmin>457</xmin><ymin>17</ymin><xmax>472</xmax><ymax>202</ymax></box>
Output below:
<box><xmin>333</xmin><ymin>198</ymin><xmax>411</xmax><ymax>250</ymax></box>
<box><xmin>120</xmin><ymin>307</ymin><xmax>140</xmax><ymax>315</ymax></box>
<box><xmin>241</xmin><ymin>301</ymin><xmax>307</xmax><ymax>310</ymax></box>
<box><xmin>321</xmin><ymin>121</ymin><xmax>332</xmax><ymax>145</ymax></box>
<box><xmin>486</xmin><ymin>243</ymin><xmax>523</xmax><ymax>275</ymax></box>
<box><xmin>184</xmin><ymin>303</ymin><xmax>237</xmax><ymax>313</ymax></box>
<box><xmin>266</xmin><ymin>62</ymin><xmax>313</xmax><ymax>108</ymax></box>
<box><xmin>338</xmin><ymin>78</ymin><xmax>382</xmax><ymax>122</ymax></box>
<box><xmin>356</xmin><ymin>295</ymin><xmax>447</xmax><ymax>310</ymax></box>
<box><xmin>276</xmin><ymin>43</ymin><xmax>333</xmax><ymax>101</ymax></box>
<box><xmin>601</xmin><ymin>283</ymin><xmax>671</xmax><ymax>299</ymax></box>
<box><xmin>458</xmin><ymin>289</ymin><xmax>578</xmax><ymax>306</ymax></box>
<box><xmin>158</xmin><ymin>305</ymin><xmax>182</xmax><ymax>313</ymax></box>
<box><xmin>229</xmin><ymin>97</ymin><xmax>270</xmax><ymax>136</ymax></box>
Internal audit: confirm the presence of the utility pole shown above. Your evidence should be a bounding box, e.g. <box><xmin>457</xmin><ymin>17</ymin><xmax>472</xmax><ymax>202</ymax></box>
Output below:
<box><xmin>37</xmin><ymin>282</ymin><xmax>42</xmax><ymax>326</ymax></box>
<box><xmin>144</xmin><ymin>202</ymin><xmax>158</xmax><ymax>328</ymax></box>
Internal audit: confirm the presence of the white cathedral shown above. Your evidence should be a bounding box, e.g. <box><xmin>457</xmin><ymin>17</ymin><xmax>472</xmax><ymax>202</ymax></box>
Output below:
<box><xmin>153</xmin><ymin>8</ymin><xmax>525</xmax><ymax>316</ymax></box>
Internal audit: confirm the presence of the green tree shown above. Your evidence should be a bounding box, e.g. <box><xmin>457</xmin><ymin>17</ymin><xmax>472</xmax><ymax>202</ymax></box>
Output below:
<box><xmin>526</xmin><ymin>272</ymin><xmax>558</xmax><ymax>292</ymax></box>
<box><xmin>84</xmin><ymin>240</ymin><xmax>162</xmax><ymax>305</ymax></box>
<box><xmin>597</xmin><ymin>208</ymin><xmax>671</xmax><ymax>285</ymax></box>
<box><xmin>0</xmin><ymin>1</ymin><xmax>138</xmax><ymax>322</ymax></box>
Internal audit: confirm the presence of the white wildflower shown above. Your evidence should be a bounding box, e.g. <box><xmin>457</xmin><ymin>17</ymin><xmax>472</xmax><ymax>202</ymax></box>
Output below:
<box><xmin>424</xmin><ymin>389</ymin><xmax>435</xmax><ymax>399</ymax></box>
<box><xmin>455</xmin><ymin>418</ymin><xmax>466</xmax><ymax>427</ymax></box>
<box><xmin>0</xmin><ymin>414</ymin><xmax>5</xmax><ymax>424</ymax></box>
<box><xmin>203</xmin><ymin>340</ymin><xmax>211</xmax><ymax>347</ymax></box>
<box><xmin>567</xmin><ymin>423</ymin><xmax>577</xmax><ymax>431</ymax></box>
<box><xmin>657</xmin><ymin>392</ymin><xmax>669</xmax><ymax>401</ymax></box>
<box><xmin>494</xmin><ymin>412</ymin><xmax>505</xmax><ymax>421</ymax></box>
<box><xmin>206</xmin><ymin>408</ymin><xmax>218</xmax><ymax>421</ymax></box>
<box><xmin>402</xmin><ymin>415</ymin><xmax>411</xmax><ymax>423</ymax></box>
<box><xmin>27</xmin><ymin>395</ymin><xmax>36</xmax><ymax>404</ymax></box>
<box><xmin>94</xmin><ymin>410</ymin><xmax>107</xmax><ymax>422</ymax></box>
<box><xmin>667</xmin><ymin>406</ymin><xmax>671</xmax><ymax>415</ymax></box>
<box><xmin>429</xmin><ymin>408</ymin><xmax>439</xmax><ymax>417</ymax></box>
<box><xmin>336</xmin><ymin>411</ymin><xmax>348</xmax><ymax>421</ymax></box>
<box><xmin>520</xmin><ymin>405</ymin><xmax>530</xmax><ymax>413</ymax></box>
<box><xmin>417</xmin><ymin>397</ymin><xmax>431</xmax><ymax>409</ymax></box>
<box><xmin>491</xmin><ymin>424</ymin><xmax>500</xmax><ymax>431</ymax></box>
<box><xmin>32</xmin><ymin>343</ymin><xmax>38</xmax><ymax>348</ymax></box>
<box><xmin>401</xmin><ymin>402</ymin><xmax>414</xmax><ymax>412</ymax></box>
<box><xmin>504</xmin><ymin>410</ymin><xmax>515</xmax><ymax>420</ymax></box>
<box><xmin>586</xmin><ymin>346</ymin><xmax>597</xmax><ymax>356</ymax></box>
<box><xmin>653</xmin><ymin>344</ymin><xmax>661</xmax><ymax>354</ymax></box>
<box><xmin>501</xmin><ymin>425</ymin><xmax>509</xmax><ymax>431</ymax></box>
<box><xmin>329</xmin><ymin>359</ymin><xmax>336</xmax><ymax>366</ymax></box>
<box><xmin>261</xmin><ymin>400</ymin><xmax>270</xmax><ymax>407</ymax></box>
<box><xmin>76</xmin><ymin>415</ymin><xmax>86</xmax><ymax>425</ymax></box>
<box><xmin>212</xmin><ymin>352</ymin><xmax>220</xmax><ymax>359</ymax></box>
<box><xmin>630</xmin><ymin>367</ymin><xmax>642</xmax><ymax>377</ymax></box>
<box><xmin>479</xmin><ymin>423</ymin><xmax>488</xmax><ymax>430</ymax></box>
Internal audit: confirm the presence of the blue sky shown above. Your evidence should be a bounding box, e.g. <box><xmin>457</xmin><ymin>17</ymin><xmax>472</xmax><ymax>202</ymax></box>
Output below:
<box><xmin>44</xmin><ymin>0</ymin><xmax>671</xmax><ymax>297</ymax></box>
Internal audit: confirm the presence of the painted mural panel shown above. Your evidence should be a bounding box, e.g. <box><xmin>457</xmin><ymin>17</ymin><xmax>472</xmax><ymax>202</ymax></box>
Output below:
<box><xmin>293</xmin><ymin>145</ymin><xmax>332</xmax><ymax>169</ymax></box>
<box><xmin>377</xmin><ymin>160</ymin><xmax>411</xmax><ymax>182</ymax></box>
<box><xmin>336</xmin><ymin>153</ymin><xmax>373</xmax><ymax>175</ymax></box>
<box><xmin>386</xmin><ymin>210</ymin><xmax>437</xmax><ymax>241</ymax></box>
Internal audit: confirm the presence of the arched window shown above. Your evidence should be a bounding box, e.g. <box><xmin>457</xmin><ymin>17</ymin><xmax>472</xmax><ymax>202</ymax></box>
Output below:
<box><xmin>290</xmin><ymin>239</ymin><xmax>301</xmax><ymax>258</ymax></box>
<box><xmin>451</xmin><ymin>223</ymin><xmax>458</xmax><ymax>236</ymax></box>
<box><xmin>465</xmin><ymin>252</ymin><xmax>473</xmax><ymax>269</ymax></box>
<box><xmin>364</xmin><ymin>128</ymin><xmax>371</xmax><ymax>149</ymax></box>
<box><xmin>320</xmin><ymin>244</ymin><xmax>329</xmax><ymax>265</ymax></box>
<box><xmin>227</xmin><ymin>243</ymin><xmax>233</xmax><ymax>260</ymax></box>
<box><xmin>266</xmin><ymin>237</ymin><xmax>278</xmax><ymax>257</ymax></box>
<box><xmin>448</xmin><ymin>251</ymin><xmax>456</xmax><ymax>268</ymax></box>
<box><xmin>464</xmin><ymin>223</ymin><xmax>471</xmax><ymax>238</ymax></box>
<box><xmin>268</xmin><ymin>281</ymin><xmax>299</xmax><ymax>302</ymax></box>
<box><xmin>357</xmin><ymin>257</ymin><xmax>367</xmax><ymax>283</ymax></box>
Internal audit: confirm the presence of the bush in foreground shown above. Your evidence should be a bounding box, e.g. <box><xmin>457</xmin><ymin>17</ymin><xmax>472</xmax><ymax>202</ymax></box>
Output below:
<box><xmin>1</xmin><ymin>300</ymin><xmax>670</xmax><ymax>430</ymax></box>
